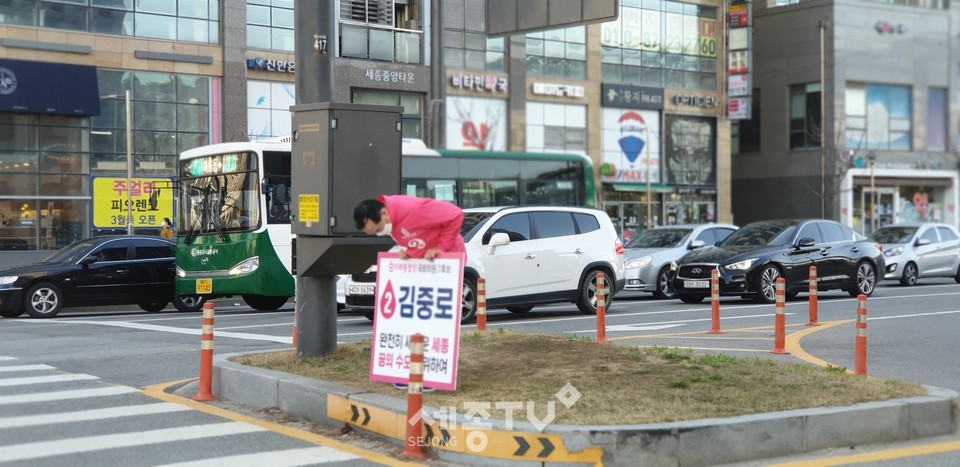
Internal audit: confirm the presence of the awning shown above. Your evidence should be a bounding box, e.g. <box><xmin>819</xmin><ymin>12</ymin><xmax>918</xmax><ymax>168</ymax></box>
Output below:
<box><xmin>0</xmin><ymin>58</ymin><xmax>100</xmax><ymax>117</ymax></box>
<box><xmin>606</xmin><ymin>182</ymin><xmax>675</xmax><ymax>194</ymax></box>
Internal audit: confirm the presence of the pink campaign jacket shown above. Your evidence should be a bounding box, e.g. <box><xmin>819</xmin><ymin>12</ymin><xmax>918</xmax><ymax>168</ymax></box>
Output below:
<box><xmin>379</xmin><ymin>195</ymin><xmax>466</xmax><ymax>259</ymax></box>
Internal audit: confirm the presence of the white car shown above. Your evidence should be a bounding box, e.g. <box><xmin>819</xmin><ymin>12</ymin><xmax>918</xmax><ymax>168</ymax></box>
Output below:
<box><xmin>346</xmin><ymin>206</ymin><xmax>625</xmax><ymax>321</ymax></box>
<box><xmin>867</xmin><ymin>223</ymin><xmax>960</xmax><ymax>286</ymax></box>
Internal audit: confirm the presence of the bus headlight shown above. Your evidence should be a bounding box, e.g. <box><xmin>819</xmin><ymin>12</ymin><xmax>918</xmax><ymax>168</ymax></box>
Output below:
<box><xmin>228</xmin><ymin>257</ymin><xmax>260</xmax><ymax>276</ymax></box>
<box><xmin>176</xmin><ymin>266</ymin><xmax>186</xmax><ymax>278</ymax></box>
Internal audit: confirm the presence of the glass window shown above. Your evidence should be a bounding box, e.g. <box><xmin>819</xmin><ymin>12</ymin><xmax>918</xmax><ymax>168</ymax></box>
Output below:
<box><xmin>92</xmin><ymin>0</ymin><xmax>133</xmax><ymax>9</ymax></box>
<box><xmin>533</xmin><ymin>211</ymin><xmax>577</xmax><ymax>239</ymax></box>
<box><xmin>178</xmin><ymin>0</ymin><xmax>208</xmax><ymax>18</ymax></box>
<box><xmin>178</xmin><ymin>17</ymin><xmax>209</xmax><ymax>42</ymax></box>
<box><xmin>484</xmin><ymin>213</ymin><xmax>530</xmax><ymax>243</ymax></box>
<box><xmin>789</xmin><ymin>83</ymin><xmax>821</xmax><ymax>150</ymax></box>
<box><xmin>847</xmin><ymin>83</ymin><xmax>912</xmax><ymax>151</ymax></box>
<box><xmin>136</xmin><ymin>0</ymin><xmax>175</xmax><ymax>15</ymax></box>
<box><xmin>247</xmin><ymin>24</ymin><xmax>271</xmax><ymax>49</ymax></box>
<box><xmin>937</xmin><ymin>227</ymin><xmax>958</xmax><ymax>241</ymax></box>
<box><xmin>927</xmin><ymin>88</ymin><xmax>947</xmax><ymax>152</ymax></box>
<box><xmin>526</xmin><ymin>26</ymin><xmax>586</xmax><ymax>79</ymax></box>
<box><xmin>573</xmin><ymin>213</ymin><xmax>600</xmax><ymax>233</ymax></box>
<box><xmin>135</xmin><ymin>13</ymin><xmax>176</xmax><ymax>40</ymax></box>
<box><xmin>920</xmin><ymin>227</ymin><xmax>938</xmax><ymax>244</ymax></box>
<box><xmin>90</xmin><ymin>7</ymin><xmax>132</xmax><ymax>34</ymax></box>
<box><xmin>797</xmin><ymin>222</ymin><xmax>824</xmax><ymax>244</ymax></box>
<box><xmin>134</xmin><ymin>239</ymin><xmax>174</xmax><ymax>259</ymax></box>
<box><xmin>1</xmin><ymin>0</ymin><xmax>39</xmax><ymax>26</ymax></box>
<box><xmin>817</xmin><ymin>222</ymin><xmax>846</xmax><ymax>243</ymax></box>
<box><xmin>694</xmin><ymin>229</ymin><xmax>716</xmax><ymax>245</ymax></box>
<box><xmin>733</xmin><ymin>88</ymin><xmax>760</xmax><ymax>154</ymax></box>
<box><xmin>94</xmin><ymin>243</ymin><xmax>130</xmax><ymax>262</ymax></box>
<box><xmin>39</xmin><ymin>2</ymin><xmax>87</xmax><ymax>30</ymax></box>
<box><xmin>714</xmin><ymin>228</ymin><xmax>735</xmax><ymax>243</ymax></box>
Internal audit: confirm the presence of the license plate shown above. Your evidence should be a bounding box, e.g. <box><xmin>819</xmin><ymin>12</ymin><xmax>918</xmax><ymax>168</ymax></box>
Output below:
<box><xmin>684</xmin><ymin>280</ymin><xmax>710</xmax><ymax>289</ymax></box>
<box><xmin>349</xmin><ymin>285</ymin><xmax>375</xmax><ymax>295</ymax></box>
<box><xmin>196</xmin><ymin>278</ymin><xmax>212</xmax><ymax>294</ymax></box>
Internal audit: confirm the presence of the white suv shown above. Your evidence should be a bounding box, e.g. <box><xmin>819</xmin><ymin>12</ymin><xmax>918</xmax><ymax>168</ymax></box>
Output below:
<box><xmin>346</xmin><ymin>206</ymin><xmax>625</xmax><ymax>321</ymax></box>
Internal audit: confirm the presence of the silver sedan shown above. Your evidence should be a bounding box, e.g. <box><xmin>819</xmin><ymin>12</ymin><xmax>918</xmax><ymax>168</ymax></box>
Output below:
<box><xmin>868</xmin><ymin>223</ymin><xmax>960</xmax><ymax>286</ymax></box>
<box><xmin>623</xmin><ymin>223</ymin><xmax>738</xmax><ymax>298</ymax></box>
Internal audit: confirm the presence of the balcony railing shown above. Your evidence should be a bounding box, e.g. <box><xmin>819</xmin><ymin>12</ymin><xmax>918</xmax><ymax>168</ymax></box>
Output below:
<box><xmin>340</xmin><ymin>21</ymin><xmax>423</xmax><ymax>64</ymax></box>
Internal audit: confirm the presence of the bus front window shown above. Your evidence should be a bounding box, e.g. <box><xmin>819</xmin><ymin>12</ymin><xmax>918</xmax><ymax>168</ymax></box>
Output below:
<box><xmin>179</xmin><ymin>152</ymin><xmax>260</xmax><ymax>240</ymax></box>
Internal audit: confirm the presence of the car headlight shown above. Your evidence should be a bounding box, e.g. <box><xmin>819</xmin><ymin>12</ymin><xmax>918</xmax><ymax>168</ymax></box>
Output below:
<box><xmin>176</xmin><ymin>266</ymin><xmax>186</xmax><ymax>278</ymax></box>
<box><xmin>724</xmin><ymin>258</ymin><xmax>758</xmax><ymax>271</ymax></box>
<box><xmin>228</xmin><ymin>257</ymin><xmax>260</xmax><ymax>276</ymax></box>
<box><xmin>625</xmin><ymin>256</ymin><xmax>653</xmax><ymax>269</ymax></box>
<box><xmin>0</xmin><ymin>276</ymin><xmax>17</xmax><ymax>285</ymax></box>
<box><xmin>669</xmin><ymin>261</ymin><xmax>678</xmax><ymax>271</ymax></box>
<box><xmin>884</xmin><ymin>247</ymin><xmax>903</xmax><ymax>257</ymax></box>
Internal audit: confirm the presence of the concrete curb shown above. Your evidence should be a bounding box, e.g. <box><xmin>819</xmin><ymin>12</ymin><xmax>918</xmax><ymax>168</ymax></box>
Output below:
<box><xmin>212</xmin><ymin>352</ymin><xmax>959</xmax><ymax>466</ymax></box>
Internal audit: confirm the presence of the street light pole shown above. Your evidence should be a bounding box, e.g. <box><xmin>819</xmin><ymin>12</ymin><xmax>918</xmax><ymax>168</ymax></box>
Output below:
<box><xmin>125</xmin><ymin>90</ymin><xmax>133</xmax><ymax>235</ymax></box>
<box><xmin>868</xmin><ymin>151</ymin><xmax>876</xmax><ymax>232</ymax></box>
<box><xmin>819</xmin><ymin>19</ymin><xmax>827</xmax><ymax>219</ymax></box>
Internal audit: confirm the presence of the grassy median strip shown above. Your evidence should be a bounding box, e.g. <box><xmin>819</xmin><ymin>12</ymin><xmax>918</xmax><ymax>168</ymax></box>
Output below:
<box><xmin>233</xmin><ymin>329</ymin><xmax>925</xmax><ymax>425</ymax></box>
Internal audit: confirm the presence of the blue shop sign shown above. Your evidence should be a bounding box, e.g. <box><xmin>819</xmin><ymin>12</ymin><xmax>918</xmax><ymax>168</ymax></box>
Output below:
<box><xmin>0</xmin><ymin>58</ymin><xmax>100</xmax><ymax>117</ymax></box>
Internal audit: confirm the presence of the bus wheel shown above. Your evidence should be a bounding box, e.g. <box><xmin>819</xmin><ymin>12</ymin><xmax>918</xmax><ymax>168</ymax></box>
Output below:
<box><xmin>243</xmin><ymin>294</ymin><xmax>289</xmax><ymax>311</ymax></box>
<box><xmin>173</xmin><ymin>295</ymin><xmax>205</xmax><ymax>312</ymax></box>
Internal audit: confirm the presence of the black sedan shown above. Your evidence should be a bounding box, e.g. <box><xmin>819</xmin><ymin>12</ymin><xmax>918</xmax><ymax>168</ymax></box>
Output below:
<box><xmin>0</xmin><ymin>235</ymin><xmax>205</xmax><ymax>319</ymax></box>
<box><xmin>672</xmin><ymin>219</ymin><xmax>884</xmax><ymax>304</ymax></box>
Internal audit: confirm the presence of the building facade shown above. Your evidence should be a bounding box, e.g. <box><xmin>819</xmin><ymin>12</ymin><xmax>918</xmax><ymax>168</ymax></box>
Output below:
<box><xmin>733</xmin><ymin>0</ymin><xmax>959</xmax><ymax>233</ymax></box>
<box><xmin>0</xmin><ymin>0</ymin><xmax>731</xmax><ymax>261</ymax></box>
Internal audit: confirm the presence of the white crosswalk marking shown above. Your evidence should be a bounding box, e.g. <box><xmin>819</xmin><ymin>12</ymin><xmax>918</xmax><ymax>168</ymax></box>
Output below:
<box><xmin>156</xmin><ymin>447</ymin><xmax>361</xmax><ymax>466</ymax></box>
<box><xmin>0</xmin><ymin>386</ymin><xmax>140</xmax><ymax>406</ymax></box>
<box><xmin>0</xmin><ymin>403</ymin><xmax>191</xmax><ymax>429</ymax></box>
<box><xmin>0</xmin><ymin>373</ymin><xmax>99</xmax><ymax>387</ymax></box>
<box><xmin>0</xmin><ymin>422</ymin><xmax>265</xmax><ymax>463</ymax></box>
<box><xmin>0</xmin><ymin>364</ymin><xmax>55</xmax><ymax>373</ymax></box>
<box><xmin>0</xmin><ymin>357</ymin><xmax>16</xmax><ymax>361</ymax></box>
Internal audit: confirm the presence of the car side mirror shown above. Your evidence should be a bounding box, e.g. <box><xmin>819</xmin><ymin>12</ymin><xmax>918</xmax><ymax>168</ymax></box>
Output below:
<box><xmin>689</xmin><ymin>239</ymin><xmax>706</xmax><ymax>250</ymax></box>
<box><xmin>916</xmin><ymin>238</ymin><xmax>931</xmax><ymax>246</ymax></box>
<box><xmin>486</xmin><ymin>232</ymin><xmax>510</xmax><ymax>254</ymax></box>
<box><xmin>79</xmin><ymin>256</ymin><xmax>97</xmax><ymax>266</ymax></box>
<box><xmin>798</xmin><ymin>238</ymin><xmax>816</xmax><ymax>248</ymax></box>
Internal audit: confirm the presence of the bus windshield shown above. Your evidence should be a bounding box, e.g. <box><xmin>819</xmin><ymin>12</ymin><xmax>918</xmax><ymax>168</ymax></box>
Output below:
<box><xmin>178</xmin><ymin>152</ymin><xmax>260</xmax><ymax>241</ymax></box>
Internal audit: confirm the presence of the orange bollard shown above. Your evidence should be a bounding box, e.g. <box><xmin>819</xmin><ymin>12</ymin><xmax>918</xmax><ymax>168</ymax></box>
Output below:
<box><xmin>708</xmin><ymin>268</ymin><xmax>725</xmax><ymax>334</ymax></box>
<box><xmin>771</xmin><ymin>278</ymin><xmax>790</xmax><ymax>354</ymax></box>
<box><xmin>194</xmin><ymin>302</ymin><xmax>216</xmax><ymax>401</ymax></box>
<box><xmin>476</xmin><ymin>277</ymin><xmax>487</xmax><ymax>331</ymax></box>
<box><xmin>596</xmin><ymin>272</ymin><xmax>607</xmax><ymax>342</ymax></box>
<box><xmin>855</xmin><ymin>295</ymin><xmax>867</xmax><ymax>376</ymax></box>
<box><xmin>402</xmin><ymin>334</ymin><xmax>426</xmax><ymax>460</ymax></box>
<box><xmin>292</xmin><ymin>299</ymin><xmax>298</xmax><ymax>348</ymax></box>
<box><xmin>807</xmin><ymin>266</ymin><xmax>820</xmax><ymax>326</ymax></box>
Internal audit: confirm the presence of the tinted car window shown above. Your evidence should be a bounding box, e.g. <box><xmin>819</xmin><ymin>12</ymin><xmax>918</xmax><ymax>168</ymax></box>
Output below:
<box><xmin>868</xmin><ymin>226</ymin><xmax>917</xmax><ymax>243</ymax></box>
<box><xmin>920</xmin><ymin>228</ymin><xmax>939</xmax><ymax>244</ymax></box>
<box><xmin>694</xmin><ymin>229</ymin><xmax>716</xmax><ymax>245</ymax></box>
<box><xmin>134</xmin><ymin>239</ymin><xmax>174</xmax><ymax>259</ymax></box>
<box><xmin>628</xmin><ymin>228</ymin><xmax>692</xmax><ymax>248</ymax></box>
<box><xmin>95</xmin><ymin>243</ymin><xmax>129</xmax><ymax>262</ymax></box>
<box><xmin>840</xmin><ymin>224</ymin><xmax>858</xmax><ymax>241</ymax></box>
<box><xmin>534</xmin><ymin>212</ymin><xmax>577</xmax><ymax>239</ymax></box>
<box><xmin>714</xmin><ymin>228</ymin><xmax>735</xmax><ymax>243</ymax></box>
<box><xmin>818</xmin><ymin>222</ymin><xmax>846</xmax><ymax>243</ymax></box>
<box><xmin>483</xmin><ymin>213</ymin><xmax>531</xmax><ymax>244</ymax></box>
<box><xmin>797</xmin><ymin>223</ymin><xmax>824</xmax><ymax>245</ymax></box>
<box><xmin>462</xmin><ymin>212</ymin><xmax>494</xmax><ymax>242</ymax></box>
<box><xmin>573</xmin><ymin>213</ymin><xmax>600</xmax><ymax>233</ymax></box>
<box><xmin>937</xmin><ymin>227</ymin><xmax>959</xmax><ymax>241</ymax></box>
<box><xmin>719</xmin><ymin>220</ymin><xmax>797</xmax><ymax>247</ymax></box>
<box><xmin>44</xmin><ymin>238</ymin><xmax>102</xmax><ymax>264</ymax></box>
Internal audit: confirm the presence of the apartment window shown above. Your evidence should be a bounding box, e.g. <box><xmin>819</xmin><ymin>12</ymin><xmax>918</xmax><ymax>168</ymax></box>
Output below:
<box><xmin>845</xmin><ymin>83</ymin><xmax>911</xmax><ymax>151</ymax></box>
<box><xmin>927</xmin><ymin>87</ymin><xmax>947</xmax><ymax>152</ymax></box>
<box><xmin>525</xmin><ymin>102</ymin><xmax>587</xmax><ymax>153</ymax></box>
<box><xmin>352</xmin><ymin>90</ymin><xmax>424</xmax><ymax>139</ymax></box>
<box><xmin>443</xmin><ymin>0</ymin><xmax>503</xmax><ymax>71</ymax></box>
<box><xmin>339</xmin><ymin>0</ymin><xmax>423</xmax><ymax>63</ymax></box>
<box><xmin>526</xmin><ymin>27</ymin><xmax>586</xmax><ymax>80</ymax></box>
<box><xmin>789</xmin><ymin>83</ymin><xmax>821</xmax><ymax>150</ymax></box>
<box><xmin>732</xmin><ymin>89</ymin><xmax>760</xmax><ymax>154</ymax></box>
<box><xmin>247</xmin><ymin>80</ymin><xmax>295</xmax><ymax>141</ymax></box>
<box><xmin>247</xmin><ymin>0</ymin><xmax>294</xmax><ymax>51</ymax></box>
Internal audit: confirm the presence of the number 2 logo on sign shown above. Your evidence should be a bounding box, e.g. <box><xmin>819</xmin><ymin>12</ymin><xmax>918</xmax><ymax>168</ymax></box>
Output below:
<box><xmin>379</xmin><ymin>280</ymin><xmax>396</xmax><ymax>319</ymax></box>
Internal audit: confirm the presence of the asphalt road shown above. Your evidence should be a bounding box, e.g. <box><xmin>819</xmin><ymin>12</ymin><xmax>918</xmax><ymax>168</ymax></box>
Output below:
<box><xmin>0</xmin><ymin>279</ymin><xmax>958</xmax><ymax>465</ymax></box>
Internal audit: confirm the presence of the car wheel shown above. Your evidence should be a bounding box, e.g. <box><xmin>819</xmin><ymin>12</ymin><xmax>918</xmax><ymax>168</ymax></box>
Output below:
<box><xmin>138</xmin><ymin>301</ymin><xmax>168</xmax><ymax>312</ymax></box>
<box><xmin>24</xmin><ymin>282</ymin><xmax>63</xmax><ymax>319</ymax></box>
<box><xmin>506</xmin><ymin>305</ymin><xmax>534</xmax><ymax>313</ymax></box>
<box><xmin>576</xmin><ymin>270</ymin><xmax>612</xmax><ymax>315</ymax></box>
<box><xmin>679</xmin><ymin>294</ymin><xmax>705</xmax><ymax>304</ymax></box>
<box><xmin>0</xmin><ymin>309</ymin><xmax>25</xmax><ymax>318</ymax></box>
<box><xmin>754</xmin><ymin>264</ymin><xmax>782</xmax><ymax>304</ymax></box>
<box><xmin>849</xmin><ymin>261</ymin><xmax>877</xmax><ymax>297</ymax></box>
<box><xmin>243</xmin><ymin>294</ymin><xmax>290</xmax><ymax>311</ymax></box>
<box><xmin>899</xmin><ymin>262</ymin><xmax>918</xmax><ymax>286</ymax></box>
<box><xmin>173</xmin><ymin>295</ymin><xmax>206</xmax><ymax>312</ymax></box>
<box><xmin>461</xmin><ymin>276</ymin><xmax>478</xmax><ymax>322</ymax></box>
<box><xmin>653</xmin><ymin>266</ymin><xmax>676</xmax><ymax>300</ymax></box>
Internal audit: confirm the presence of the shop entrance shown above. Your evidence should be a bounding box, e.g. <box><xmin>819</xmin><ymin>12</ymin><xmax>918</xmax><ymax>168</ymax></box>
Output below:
<box><xmin>603</xmin><ymin>201</ymin><xmax>658</xmax><ymax>242</ymax></box>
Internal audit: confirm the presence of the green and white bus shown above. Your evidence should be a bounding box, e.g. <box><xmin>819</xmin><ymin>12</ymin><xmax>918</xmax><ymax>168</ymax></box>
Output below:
<box><xmin>174</xmin><ymin>139</ymin><xmax>596</xmax><ymax>310</ymax></box>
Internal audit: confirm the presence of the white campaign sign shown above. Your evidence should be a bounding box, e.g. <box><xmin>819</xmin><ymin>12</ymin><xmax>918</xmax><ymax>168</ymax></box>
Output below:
<box><xmin>369</xmin><ymin>252</ymin><xmax>464</xmax><ymax>391</ymax></box>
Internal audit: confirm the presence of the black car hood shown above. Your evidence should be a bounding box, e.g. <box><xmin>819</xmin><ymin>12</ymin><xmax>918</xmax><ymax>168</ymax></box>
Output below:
<box><xmin>0</xmin><ymin>262</ymin><xmax>68</xmax><ymax>277</ymax></box>
<box><xmin>680</xmin><ymin>245</ymin><xmax>781</xmax><ymax>265</ymax></box>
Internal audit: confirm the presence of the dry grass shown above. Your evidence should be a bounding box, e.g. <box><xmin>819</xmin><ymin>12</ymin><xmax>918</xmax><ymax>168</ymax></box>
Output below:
<box><xmin>233</xmin><ymin>329</ymin><xmax>926</xmax><ymax>425</ymax></box>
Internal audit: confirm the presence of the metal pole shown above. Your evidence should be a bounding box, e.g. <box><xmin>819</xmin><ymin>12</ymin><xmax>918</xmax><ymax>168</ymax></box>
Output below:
<box><xmin>819</xmin><ymin>20</ymin><xmax>826</xmax><ymax>219</ymax></box>
<box><xmin>645</xmin><ymin>127</ymin><xmax>652</xmax><ymax>229</ymax></box>
<box><xmin>125</xmin><ymin>90</ymin><xmax>133</xmax><ymax>235</ymax></box>
<box><xmin>870</xmin><ymin>156</ymin><xmax>876</xmax><ymax>232</ymax></box>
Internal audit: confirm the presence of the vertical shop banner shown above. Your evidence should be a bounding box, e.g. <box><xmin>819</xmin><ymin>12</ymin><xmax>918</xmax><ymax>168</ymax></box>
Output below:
<box><xmin>445</xmin><ymin>96</ymin><xmax>507</xmax><ymax>151</ymax></box>
<box><xmin>601</xmin><ymin>109</ymin><xmax>661</xmax><ymax>184</ymax></box>
<box><xmin>665</xmin><ymin>116</ymin><xmax>716</xmax><ymax>186</ymax></box>
<box><xmin>370</xmin><ymin>252</ymin><xmax>465</xmax><ymax>391</ymax></box>
<box><xmin>699</xmin><ymin>18</ymin><xmax>717</xmax><ymax>57</ymax></box>
<box><xmin>91</xmin><ymin>177</ymin><xmax>173</xmax><ymax>229</ymax></box>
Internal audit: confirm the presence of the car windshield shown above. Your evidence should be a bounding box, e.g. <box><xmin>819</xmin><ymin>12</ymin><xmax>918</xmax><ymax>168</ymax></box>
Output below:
<box><xmin>718</xmin><ymin>221</ymin><xmax>797</xmax><ymax>247</ymax></box>
<box><xmin>43</xmin><ymin>238</ymin><xmax>100</xmax><ymax>264</ymax></box>
<box><xmin>461</xmin><ymin>211</ymin><xmax>494</xmax><ymax>242</ymax></box>
<box><xmin>627</xmin><ymin>228</ymin><xmax>692</xmax><ymax>248</ymax></box>
<box><xmin>868</xmin><ymin>226</ymin><xmax>917</xmax><ymax>244</ymax></box>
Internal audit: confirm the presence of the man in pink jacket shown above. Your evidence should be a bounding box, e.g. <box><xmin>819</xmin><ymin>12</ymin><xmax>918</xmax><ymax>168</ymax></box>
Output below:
<box><xmin>353</xmin><ymin>195</ymin><xmax>466</xmax><ymax>261</ymax></box>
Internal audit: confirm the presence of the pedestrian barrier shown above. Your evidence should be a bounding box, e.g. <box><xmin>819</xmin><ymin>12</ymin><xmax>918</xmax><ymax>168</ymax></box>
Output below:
<box><xmin>596</xmin><ymin>272</ymin><xmax>607</xmax><ymax>342</ymax></box>
<box><xmin>194</xmin><ymin>302</ymin><xmax>216</xmax><ymax>401</ymax></box>
<box><xmin>855</xmin><ymin>295</ymin><xmax>867</xmax><ymax>376</ymax></box>
<box><xmin>708</xmin><ymin>268</ymin><xmax>725</xmax><ymax>334</ymax></box>
<box><xmin>807</xmin><ymin>266</ymin><xmax>820</xmax><ymax>326</ymax></box>
<box><xmin>403</xmin><ymin>333</ymin><xmax>426</xmax><ymax>460</ymax></box>
<box><xmin>771</xmin><ymin>278</ymin><xmax>790</xmax><ymax>354</ymax></box>
<box><xmin>477</xmin><ymin>277</ymin><xmax>487</xmax><ymax>332</ymax></box>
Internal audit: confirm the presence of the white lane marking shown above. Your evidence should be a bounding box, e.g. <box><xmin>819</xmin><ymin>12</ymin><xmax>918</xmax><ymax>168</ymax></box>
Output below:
<box><xmin>867</xmin><ymin>309</ymin><xmax>960</xmax><ymax>321</ymax></box>
<box><xmin>569</xmin><ymin>313</ymin><xmax>795</xmax><ymax>333</ymax></box>
<box><xmin>0</xmin><ymin>403</ymin><xmax>190</xmax><ymax>429</ymax></box>
<box><xmin>636</xmin><ymin>345</ymin><xmax>773</xmax><ymax>353</ymax></box>
<box><xmin>9</xmin><ymin>320</ymin><xmax>291</xmax><ymax>344</ymax></box>
<box><xmin>0</xmin><ymin>422</ymin><xmax>265</xmax><ymax>463</ymax></box>
<box><xmin>0</xmin><ymin>357</ymin><xmax>16</xmax><ymax>361</ymax></box>
<box><xmin>605</xmin><ymin>324</ymin><xmax>686</xmax><ymax>332</ymax></box>
<box><xmin>156</xmin><ymin>447</ymin><xmax>360</xmax><ymax>466</ymax></box>
<box><xmin>0</xmin><ymin>364</ymin><xmax>55</xmax><ymax>373</ymax></box>
<box><xmin>217</xmin><ymin>323</ymin><xmax>294</xmax><ymax>330</ymax></box>
<box><xmin>0</xmin><ymin>374</ymin><xmax>99</xmax><ymax>387</ymax></box>
<box><xmin>0</xmin><ymin>386</ymin><xmax>140</xmax><ymax>406</ymax></box>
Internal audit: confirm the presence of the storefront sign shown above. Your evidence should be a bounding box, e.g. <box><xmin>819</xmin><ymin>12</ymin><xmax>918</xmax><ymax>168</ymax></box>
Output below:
<box><xmin>672</xmin><ymin>94</ymin><xmax>718</xmax><ymax>108</ymax></box>
<box><xmin>664</xmin><ymin>116</ymin><xmax>716</xmax><ymax>186</ymax></box>
<box><xmin>602</xmin><ymin>84</ymin><xmax>664</xmax><ymax>110</ymax></box>
<box><xmin>729</xmin><ymin>28</ymin><xmax>749</xmax><ymax>50</ymax></box>
<box><xmin>729</xmin><ymin>2</ymin><xmax>748</xmax><ymax>28</ymax></box>
<box><xmin>446</xmin><ymin>96</ymin><xmax>508</xmax><ymax>151</ymax></box>
<box><xmin>91</xmin><ymin>177</ymin><xmax>173</xmax><ymax>229</ymax></box>
<box><xmin>532</xmin><ymin>82</ymin><xmax>585</xmax><ymax>98</ymax></box>
<box><xmin>728</xmin><ymin>97</ymin><xmax>751</xmax><ymax>120</ymax></box>
<box><xmin>875</xmin><ymin>20</ymin><xmax>907</xmax><ymax>34</ymax></box>
<box><xmin>729</xmin><ymin>50</ymin><xmax>749</xmax><ymax>74</ymax></box>
<box><xmin>364</xmin><ymin>69</ymin><xmax>415</xmax><ymax>84</ymax></box>
<box><xmin>246</xmin><ymin>57</ymin><xmax>295</xmax><ymax>73</ymax></box>
<box><xmin>448</xmin><ymin>72</ymin><xmax>507</xmax><ymax>94</ymax></box>
<box><xmin>601</xmin><ymin>109</ymin><xmax>661</xmax><ymax>184</ymax></box>
<box><xmin>728</xmin><ymin>73</ymin><xmax>750</xmax><ymax>97</ymax></box>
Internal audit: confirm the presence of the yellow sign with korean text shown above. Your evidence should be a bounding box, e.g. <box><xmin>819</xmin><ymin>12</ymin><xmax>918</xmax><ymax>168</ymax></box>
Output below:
<box><xmin>298</xmin><ymin>194</ymin><xmax>320</xmax><ymax>223</ymax></box>
<box><xmin>92</xmin><ymin>177</ymin><xmax>173</xmax><ymax>229</ymax></box>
